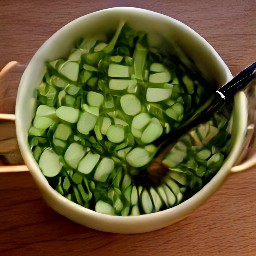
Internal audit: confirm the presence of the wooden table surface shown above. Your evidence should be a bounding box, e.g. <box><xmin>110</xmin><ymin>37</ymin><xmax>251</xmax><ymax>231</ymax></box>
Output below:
<box><xmin>0</xmin><ymin>0</ymin><xmax>255</xmax><ymax>255</ymax></box>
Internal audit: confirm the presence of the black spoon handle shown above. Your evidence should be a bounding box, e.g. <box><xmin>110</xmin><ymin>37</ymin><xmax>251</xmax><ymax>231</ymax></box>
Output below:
<box><xmin>154</xmin><ymin>62</ymin><xmax>256</xmax><ymax>152</ymax></box>
<box><xmin>217</xmin><ymin>62</ymin><xmax>256</xmax><ymax>101</ymax></box>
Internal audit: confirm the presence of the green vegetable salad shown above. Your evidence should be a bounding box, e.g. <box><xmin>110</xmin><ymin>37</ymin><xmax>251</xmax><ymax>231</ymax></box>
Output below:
<box><xmin>28</xmin><ymin>22</ymin><xmax>232</xmax><ymax>215</ymax></box>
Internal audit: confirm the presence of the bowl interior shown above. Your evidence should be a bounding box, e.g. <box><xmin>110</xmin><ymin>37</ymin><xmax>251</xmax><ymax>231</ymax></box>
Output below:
<box><xmin>15</xmin><ymin>7</ymin><xmax>247</xmax><ymax>233</ymax></box>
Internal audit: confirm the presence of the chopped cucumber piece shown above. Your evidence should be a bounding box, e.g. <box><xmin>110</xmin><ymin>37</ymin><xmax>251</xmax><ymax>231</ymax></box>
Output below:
<box><xmin>106</xmin><ymin>124</ymin><xmax>125</xmax><ymax>143</ymax></box>
<box><xmin>28</xmin><ymin>126</ymin><xmax>45</xmax><ymax>136</ymax></box>
<box><xmin>95</xmin><ymin>200</ymin><xmax>115</xmax><ymax>215</ymax></box>
<box><xmin>120</xmin><ymin>94</ymin><xmax>141</xmax><ymax>116</ymax></box>
<box><xmin>110</xmin><ymin>55</ymin><xmax>123</xmax><ymax>62</ymax></box>
<box><xmin>141</xmin><ymin>189</ymin><xmax>153</xmax><ymax>214</ymax></box>
<box><xmin>56</xmin><ymin>106</ymin><xmax>80</xmax><ymax>123</ymax></box>
<box><xmin>146</xmin><ymin>87</ymin><xmax>172</xmax><ymax>102</ymax></box>
<box><xmin>82</xmin><ymin>104</ymin><xmax>99</xmax><ymax>116</ymax></box>
<box><xmin>162</xmin><ymin>184</ymin><xmax>176</xmax><ymax>207</ymax></box>
<box><xmin>150</xmin><ymin>63</ymin><xmax>168</xmax><ymax>72</ymax></box>
<box><xmin>149</xmin><ymin>71</ymin><xmax>171</xmax><ymax>83</ymax></box>
<box><xmin>94</xmin><ymin>42</ymin><xmax>107</xmax><ymax>52</ymax></box>
<box><xmin>126</xmin><ymin>147</ymin><xmax>152</xmax><ymax>168</ymax></box>
<box><xmin>39</xmin><ymin>148</ymin><xmax>62</xmax><ymax>177</ymax></box>
<box><xmin>166</xmin><ymin>102</ymin><xmax>184</xmax><ymax>121</ymax></box>
<box><xmin>83</xmin><ymin>63</ymin><xmax>98</xmax><ymax>72</ymax></box>
<box><xmin>33</xmin><ymin>116</ymin><xmax>54</xmax><ymax>129</ymax></box>
<box><xmin>94</xmin><ymin>157</ymin><xmax>114</xmax><ymax>182</ymax></box>
<box><xmin>132</xmin><ymin>113</ymin><xmax>151</xmax><ymax>130</ymax></box>
<box><xmin>58</xmin><ymin>61</ymin><xmax>79</xmax><ymax>82</ymax></box>
<box><xmin>197</xmin><ymin>149</ymin><xmax>211</xmax><ymax>160</ymax></box>
<box><xmin>36</xmin><ymin>105</ymin><xmax>56</xmax><ymax>118</ymax></box>
<box><xmin>66</xmin><ymin>84</ymin><xmax>80</xmax><ymax>96</ymax></box>
<box><xmin>141</xmin><ymin>118</ymin><xmax>163</xmax><ymax>144</ymax></box>
<box><xmin>109</xmin><ymin>79</ymin><xmax>136</xmax><ymax>90</ymax></box>
<box><xmin>100</xmin><ymin>116</ymin><xmax>112</xmax><ymax>135</ymax></box>
<box><xmin>130</xmin><ymin>185</ymin><xmax>139</xmax><ymax>205</ymax></box>
<box><xmin>78</xmin><ymin>152</ymin><xmax>100</xmax><ymax>175</ymax></box>
<box><xmin>64</xmin><ymin>142</ymin><xmax>86</xmax><ymax>169</ymax></box>
<box><xmin>149</xmin><ymin>187</ymin><xmax>162</xmax><ymax>212</ymax></box>
<box><xmin>68</xmin><ymin>49</ymin><xmax>83</xmax><ymax>61</ymax></box>
<box><xmin>108</xmin><ymin>64</ymin><xmax>130</xmax><ymax>78</ymax></box>
<box><xmin>87</xmin><ymin>91</ymin><xmax>104</xmax><ymax>107</ymax></box>
<box><xmin>77</xmin><ymin>111</ymin><xmax>98</xmax><ymax>135</ymax></box>
<box><xmin>168</xmin><ymin>171</ymin><xmax>187</xmax><ymax>186</ymax></box>
<box><xmin>54</xmin><ymin>123</ymin><xmax>72</xmax><ymax>140</ymax></box>
<box><xmin>51</xmin><ymin>75</ymin><xmax>69</xmax><ymax>88</ymax></box>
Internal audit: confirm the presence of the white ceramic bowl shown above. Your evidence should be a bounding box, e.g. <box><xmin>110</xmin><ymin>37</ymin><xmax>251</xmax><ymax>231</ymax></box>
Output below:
<box><xmin>15</xmin><ymin>7</ymin><xmax>248</xmax><ymax>233</ymax></box>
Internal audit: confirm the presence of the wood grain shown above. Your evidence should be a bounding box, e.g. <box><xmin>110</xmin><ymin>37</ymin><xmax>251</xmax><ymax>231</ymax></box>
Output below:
<box><xmin>0</xmin><ymin>0</ymin><xmax>255</xmax><ymax>255</ymax></box>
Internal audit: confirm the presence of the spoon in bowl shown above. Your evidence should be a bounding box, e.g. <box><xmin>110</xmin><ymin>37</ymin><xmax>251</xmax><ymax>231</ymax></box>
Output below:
<box><xmin>146</xmin><ymin>62</ymin><xmax>256</xmax><ymax>181</ymax></box>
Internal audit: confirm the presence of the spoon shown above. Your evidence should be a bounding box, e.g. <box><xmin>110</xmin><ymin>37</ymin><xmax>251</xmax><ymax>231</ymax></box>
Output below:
<box><xmin>146</xmin><ymin>62</ymin><xmax>256</xmax><ymax>180</ymax></box>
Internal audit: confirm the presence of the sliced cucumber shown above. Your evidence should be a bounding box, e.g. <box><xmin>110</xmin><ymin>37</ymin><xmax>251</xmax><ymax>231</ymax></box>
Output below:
<box><xmin>106</xmin><ymin>124</ymin><xmax>125</xmax><ymax>144</ymax></box>
<box><xmin>56</xmin><ymin>106</ymin><xmax>80</xmax><ymax>123</ymax></box>
<box><xmin>64</xmin><ymin>142</ymin><xmax>86</xmax><ymax>169</ymax></box>
<box><xmin>39</xmin><ymin>148</ymin><xmax>62</xmax><ymax>177</ymax></box>
<box><xmin>58</xmin><ymin>61</ymin><xmax>79</xmax><ymax>82</ymax></box>
<box><xmin>78</xmin><ymin>152</ymin><xmax>100</xmax><ymax>175</ymax></box>
<box><xmin>120</xmin><ymin>94</ymin><xmax>141</xmax><ymax>116</ymax></box>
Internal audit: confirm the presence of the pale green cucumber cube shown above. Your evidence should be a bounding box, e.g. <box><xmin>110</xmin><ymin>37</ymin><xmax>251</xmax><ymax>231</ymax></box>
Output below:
<box><xmin>77</xmin><ymin>111</ymin><xmax>98</xmax><ymax>135</ymax></box>
<box><xmin>126</xmin><ymin>147</ymin><xmax>152</xmax><ymax>167</ymax></box>
<box><xmin>56</xmin><ymin>106</ymin><xmax>80</xmax><ymax>123</ymax></box>
<box><xmin>130</xmin><ymin>185</ymin><xmax>138</xmax><ymax>205</ymax></box>
<box><xmin>36</xmin><ymin>105</ymin><xmax>56</xmax><ymax>117</ymax></box>
<box><xmin>53</xmin><ymin>137</ymin><xmax>66</xmax><ymax>150</ymax></box>
<box><xmin>95</xmin><ymin>200</ymin><xmax>115</xmax><ymax>215</ymax></box>
<box><xmin>58</xmin><ymin>61</ymin><xmax>79</xmax><ymax>82</ymax></box>
<box><xmin>83</xmin><ymin>63</ymin><xmax>98</xmax><ymax>72</ymax></box>
<box><xmin>87</xmin><ymin>91</ymin><xmax>104</xmax><ymax>107</ymax></box>
<box><xmin>54</xmin><ymin>123</ymin><xmax>72</xmax><ymax>140</ymax></box>
<box><xmin>141</xmin><ymin>189</ymin><xmax>153</xmax><ymax>214</ymax></box>
<box><xmin>78</xmin><ymin>152</ymin><xmax>100</xmax><ymax>175</ymax></box>
<box><xmin>150</xmin><ymin>63</ymin><xmax>168</xmax><ymax>72</ymax></box>
<box><xmin>149</xmin><ymin>71</ymin><xmax>171</xmax><ymax>83</ymax></box>
<box><xmin>68</xmin><ymin>48</ymin><xmax>83</xmax><ymax>61</ymax></box>
<box><xmin>132</xmin><ymin>113</ymin><xmax>151</xmax><ymax>130</ymax></box>
<box><xmin>162</xmin><ymin>184</ymin><xmax>176</xmax><ymax>207</ymax></box>
<box><xmin>39</xmin><ymin>148</ymin><xmax>62</xmax><ymax>177</ymax></box>
<box><xmin>65</xmin><ymin>84</ymin><xmax>80</xmax><ymax>96</ymax></box>
<box><xmin>141</xmin><ymin>118</ymin><xmax>163</xmax><ymax>144</ymax></box>
<box><xmin>94</xmin><ymin>42</ymin><xmax>107</xmax><ymax>52</ymax></box>
<box><xmin>108</xmin><ymin>63</ymin><xmax>130</xmax><ymax>78</ymax></box>
<box><xmin>130</xmin><ymin>205</ymin><xmax>140</xmax><ymax>216</ymax></box>
<box><xmin>120</xmin><ymin>94</ymin><xmax>141</xmax><ymax>116</ymax></box>
<box><xmin>149</xmin><ymin>187</ymin><xmax>162</xmax><ymax>212</ymax></box>
<box><xmin>166</xmin><ymin>102</ymin><xmax>184</xmax><ymax>121</ymax></box>
<box><xmin>94</xmin><ymin>157</ymin><xmax>114</xmax><ymax>182</ymax></box>
<box><xmin>82</xmin><ymin>104</ymin><xmax>99</xmax><ymax>116</ymax></box>
<box><xmin>106</xmin><ymin>124</ymin><xmax>125</xmax><ymax>143</ymax></box>
<box><xmin>109</xmin><ymin>79</ymin><xmax>136</xmax><ymax>90</ymax></box>
<box><xmin>33</xmin><ymin>116</ymin><xmax>54</xmax><ymax>129</ymax></box>
<box><xmin>146</xmin><ymin>87</ymin><xmax>172</xmax><ymax>102</ymax></box>
<box><xmin>110</xmin><ymin>55</ymin><xmax>123</xmax><ymax>62</ymax></box>
<box><xmin>197</xmin><ymin>149</ymin><xmax>211</xmax><ymax>160</ymax></box>
<box><xmin>64</xmin><ymin>142</ymin><xmax>86</xmax><ymax>169</ymax></box>
<box><xmin>51</xmin><ymin>75</ymin><xmax>68</xmax><ymax>88</ymax></box>
<box><xmin>28</xmin><ymin>126</ymin><xmax>45</xmax><ymax>136</ymax></box>
<box><xmin>100</xmin><ymin>117</ymin><xmax>112</xmax><ymax>135</ymax></box>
